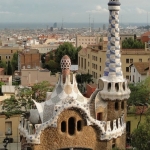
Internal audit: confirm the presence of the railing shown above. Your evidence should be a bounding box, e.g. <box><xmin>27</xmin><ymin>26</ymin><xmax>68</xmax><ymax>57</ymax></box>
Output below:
<box><xmin>0</xmin><ymin>136</ymin><xmax>21</xmax><ymax>150</ymax></box>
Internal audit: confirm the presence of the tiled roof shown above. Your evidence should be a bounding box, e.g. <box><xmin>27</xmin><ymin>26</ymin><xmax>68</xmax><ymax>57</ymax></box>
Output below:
<box><xmin>141</xmin><ymin>31</ymin><xmax>150</xmax><ymax>37</ymax></box>
<box><xmin>133</xmin><ymin>62</ymin><xmax>149</xmax><ymax>75</ymax></box>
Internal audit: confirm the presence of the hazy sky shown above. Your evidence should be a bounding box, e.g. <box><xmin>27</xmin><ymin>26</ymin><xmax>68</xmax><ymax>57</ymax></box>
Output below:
<box><xmin>0</xmin><ymin>0</ymin><xmax>149</xmax><ymax>23</ymax></box>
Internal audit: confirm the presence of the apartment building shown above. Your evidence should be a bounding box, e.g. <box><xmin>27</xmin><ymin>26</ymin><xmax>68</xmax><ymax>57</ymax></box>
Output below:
<box><xmin>31</xmin><ymin>44</ymin><xmax>59</xmax><ymax>54</ymax></box>
<box><xmin>21</xmin><ymin>68</ymin><xmax>59</xmax><ymax>86</ymax></box>
<box><xmin>18</xmin><ymin>49</ymin><xmax>41</xmax><ymax>71</ymax></box>
<box><xmin>0</xmin><ymin>46</ymin><xmax>23</xmax><ymax>63</ymax></box>
<box><xmin>78</xmin><ymin>45</ymin><xmax>150</xmax><ymax>83</ymax></box>
<box><xmin>76</xmin><ymin>35</ymin><xmax>101</xmax><ymax>48</ymax></box>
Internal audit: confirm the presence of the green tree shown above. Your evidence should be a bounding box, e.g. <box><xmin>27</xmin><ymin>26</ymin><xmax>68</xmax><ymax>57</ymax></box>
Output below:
<box><xmin>7</xmin><ymin>61</ymin><xmax>12</xmax><ymax>75</ymax></box>
<box><xmin>2</xmin><ymin>81</ymin><xmax>53</xmax><ymax>118</ymax></box>
<box><xmin>131</xmin><ymin>116</ymin><xmax>150</xmax><ymax>150</ymax></box>
<box><xmin>76</xmin><ymin>73</ymin><xmax>94</xmax><ymax>93</ymax></box>
<box><xmin>1</xmin><ymin>95</ymin><xmax>23</xmax><ymax>118</ymax></box>
<box><xmin>45</xmin><ymin>60</ymin><xmax>59</xmax><ymax>73</ymax></box>
<box><xmin>122</xmin><ymin>37</ymin><xmax>145</xmax><ymax>49</ymax></box>
<box><xmin>11</xmin><ymin>52</ymin><xmax>18</xmax><ymax>73</ymax></box>
<box><xmin>0</xmin><ymin>81</ymin><xmax>5</xmax><ymax>95</ymax></box>
<box><xmin>0</xmin><ymin>60</ymin><xmax>7</xmax><ymax>73</ymax></box>
<box><xmin>128</xmin><ymin>77</ymin><xmax>150</xmax><ymax>128</ymax></box>
<box><xmin>55</xmin><ymin>42</ymin><xmax>79</xmax><ymax>64</ymax></box>
<box><xmin>32</xmin><ymin>81</ymin><xmax>53</xmax><ymax>102</ymax></box>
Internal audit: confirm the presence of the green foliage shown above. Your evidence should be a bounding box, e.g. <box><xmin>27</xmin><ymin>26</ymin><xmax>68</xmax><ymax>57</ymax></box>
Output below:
<box><xmin>122</xmin><ymin>37</ymin><xmax>145</xmax><ymax>49</ymax></box>
<box><xmin>7</xmin><ymin>61</ymin><xmax>12</xmax><ymax>75</ymax></box>
<box><xmin>0</xmin><ymin>81</ymin><xmax>5</xmax><ymax>95</ymax></box>
<box><xmin>128</xmin><ymin>77</ymin><xmax>150</xmax><ymax>106</ymax></box>
<box><xmin>0</xmin><ymin>60</ymin><xmax>7</xmax><ymax>73</ymax></box>
<box><xmin>76</xmin><ymin>73</ymin><xmax>94</xmax><ymax>84</ymax></box>
<box><xmin>32</xmin><ymin>81</ymin><xmax>53</xmax><ymax>102</ymax></box>
<box><xmin>131</xmin><ymin>116</ymin><xmax>150</xmax><ymax>150</ymax></box>
<box><xmin>2</xmin><ymin>81</ymin><xmax>53</xmax><ymax>118</ymax></box>
<box><xmin>2</xmin><ymin>95</ymin><xmax>23</xmax><ymax>118</ymax></box>
<box><xmin>76</xmin><ymin>73</ymin><xmax>94</xmax><ymax>93</ymax></box>
<box><xmin>55</xmin><ymin>42</ymin><xmax>80</xmax><ymax>64</ymax></box>
<box><xmin>128</xmin><ymin>77</ymin><xmax>150</xmax><ymax>127</ymax></box>
<box><xmin>45</xmin><ymin>60</ymin><xmax>59</xmax><ymax>73</ymax></box>
<box><xmin>11</xmin><ymin>52</ymin><xmax>18</xmax><ymax>73</ymax></box>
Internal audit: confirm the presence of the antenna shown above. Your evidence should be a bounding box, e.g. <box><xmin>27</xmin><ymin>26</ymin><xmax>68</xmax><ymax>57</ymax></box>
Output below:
<box><xmin>147</xmin><ymin>12</ymin><xmax>148</xmax><ymax>31</ymax></box>
<box><xmin>61</xmin><ymin>17</ymin><xmax>64</xmax><ymax>30</ymax></box>
<box><xmin>89</xmin><ymin>14</ymin><xmax>91</xmax><ymax>32</ymax></box>
<box><xmin>93</xmin><ymin>18</ymin><xmax>94</xmax><ymax>32</ymax></box>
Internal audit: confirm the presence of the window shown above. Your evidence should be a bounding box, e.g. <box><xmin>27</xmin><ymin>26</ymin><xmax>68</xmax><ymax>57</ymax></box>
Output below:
<box><xmin>100</xmin><ymin>58</ymin><xmax>101</xmax><ymax>62</ymax></box>
<box><xmin>130</xmin><ymin>59</ymin><xmax>133</xmax><ymax>63</ymax></box>
<box><xmin>5</xmin><ymin>121</ymin><xmax>12</xmax><ymax>135</ymax></box>
<box><xmin>126</xmin><ymin>76</ymin><xmax>129</xmax><ymax>79</ymax></box>
<box><xmin>139</xmin><ymin>59</ymin><xmax>142</xmax><ymax>62</ymax></box>
<box><xmin>100</xmin><ymin>66</ymin><xmax>101</xmax><ymax>71</ymax></box>
<box><xmin>11</xmin><ymin>50</ymin><xmax>13</xmax><ymax>53</ymax></box>
<box><xmin>84</xmin><ymin>59</ymin><xmax>86</xmax><ymax>70</ymax></box>
<box><xmin>0</xmin><ymin>56</ymin><xmax>1</xmax><ymax>60</ymax></box>
<box><xmin>88</xmin><ymin>54</ymin><xmax>89</xmax><ymax>58</ymax></box>
<box><xmin>61</xmin><ymin>121</ymin><xmax>66</xmax><ymax>132</ymax></box>
<box><xmin>126</xmin><ymin>121</ymin><xmax>131</xmax><ymax>134</ymax></box>
<box><xmin>115</xmin><ymin>102</ymin><xmax>119</xmax><ymax>110</ymax></box>
<box><xmin>121</xmin><ymin>101</ymin><xmax>124</xmax><ymax>109</ymax></box>
<box><xmin>112</xmin><ymin>139</ymin><xmax>116</xmax><ymax>148</ymax></box>
<box><xmin>6</xmin><ymin>56</ymin><xmax>7</xmax><ymax>59</ymax></box>
<box><xmin>68</xmin><ymin>117</ymin><xmax>75</xmax><ymax>135</ymax></box>
<box><xmin>110</xmin><ymin>121</ymin><xmax>113</xmax><ymax>130</ymax></box>
<box><xmin>81</xmin><ymin>58</ymin><xmax>83</xmax><ymax>68</ymax></box>
<box><xmin>77</xmin><ymin>120</ymin><xmax>82</xmax><ymax>131</ymax></box>
<box><xmin>97</xmin><ymin>113</ymin><xmax>103</xmax><ymax>121</ymax></box>
<box><xmin>139</xmin><ymin>77</ymin><xmax>140</xmax><ymax>82</ymax></box>
<box><xmin>126</xmin><ymin>67</ymin><xmax>129</xmax><ymax>72</ymax></box>
<box><xmin>78</xmin><ymin>57</ymin><xmax>80</xmax><ymax>67</ymax></box>
<box><xmin>126</xmin><ymin>59</ymin><xmax>129</xmax><ymax>63</ymax></box>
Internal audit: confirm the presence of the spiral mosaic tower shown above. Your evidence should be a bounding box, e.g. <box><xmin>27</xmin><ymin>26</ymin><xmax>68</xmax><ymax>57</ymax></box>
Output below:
<box><xmin>104</xmin><ymin>0</ymin><xmax>122</xmax><ymax>79</ymax></box>
<box><xmin>99</xmin><ymin>0</ymin><xmax>130</xmax><ymax>100</ymax></box>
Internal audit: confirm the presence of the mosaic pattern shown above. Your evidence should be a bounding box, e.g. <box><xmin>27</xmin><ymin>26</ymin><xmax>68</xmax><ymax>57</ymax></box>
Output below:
<box><xmin>43</xmin><ymin>104</ymin><xmax>54</xmax><ymax>123</ymax></box>
<box><xmin>104</xmin><ymin>9</ymin><xmax>123</xmax><ymax>78</ymax></box>
<box><xmin>61</xmin><ymin>55</ymin><xmax>71</xmax><ymax>70</ymax></box>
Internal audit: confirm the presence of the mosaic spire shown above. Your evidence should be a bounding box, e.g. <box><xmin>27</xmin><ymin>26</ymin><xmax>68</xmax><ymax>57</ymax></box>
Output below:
<box><xmin>104</xmin><ymin>0</ymin><xmax>123</xmax><ymax>81</ymax></box>
<box><xmin>99</xmin><ymin>0</ymin><xmax>130</xmax><ymax>100</ymax></box>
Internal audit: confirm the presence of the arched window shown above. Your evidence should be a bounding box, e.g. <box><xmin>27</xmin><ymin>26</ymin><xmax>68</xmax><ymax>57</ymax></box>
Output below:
<box><xmin>110</xmin><ymin>121</ymin><xmax>113</xmax><ymax>131</ymax></box>
<box><xmin>77</xmin><ymin>120</ymin><xmax>82</xmax><ymax>131</ymax></box>
<box><xmin>115</xmin><ymin>101</ymin><xmax>119</xmax><ymax>110</ymax></box>
<box><xmin>108</xmin><ymin>83</ymin><xmax>111</xmax><ymax>92</ymax></box>
<box><xmin>61</xmin><ymin>121</ymin><xmax>66</xmax><ymax>133</ymax></box>
<box><xmin>115</xmin><ymin>83</ymin><xmax>119</xmax><ymax>92</ymax></box>
<box><xmin>121</xmin><ymin>101</ymin><xmax>124</xmax><ymax>110</ymax></box>
<box><xmin>68</xmin><ymin>117</ymin><xmax>75</xmax><ymax>135</ymax></box>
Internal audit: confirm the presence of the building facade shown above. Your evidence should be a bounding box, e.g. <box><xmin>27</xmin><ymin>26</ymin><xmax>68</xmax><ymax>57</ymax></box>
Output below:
<box><xmin>18</xmin><ymin>49</ymin><xmax>41</xmax><ymax>71</ymax></box>
<box><xmin>19</xmin><ymin>1</ymin><xmax>130</xmax><ymax>149</ymax></box>
<box><xmin>78</xmin><ymin>46</ymin><xmax>150</xmax><ymax>83</ymax></box>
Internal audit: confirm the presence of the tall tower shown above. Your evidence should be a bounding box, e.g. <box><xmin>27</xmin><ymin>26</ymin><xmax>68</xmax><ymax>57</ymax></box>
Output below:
<box><xmin>98</xmin><ymin>0</ymin><xmax>130</xmax><ymax>100</ymax></box>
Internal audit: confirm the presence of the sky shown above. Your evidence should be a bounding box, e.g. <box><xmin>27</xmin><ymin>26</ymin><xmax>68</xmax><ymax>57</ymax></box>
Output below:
<box><xmin>0</xmin><ymin>0</ymin><xmax>149</xmax><ymax>24</ymax></box>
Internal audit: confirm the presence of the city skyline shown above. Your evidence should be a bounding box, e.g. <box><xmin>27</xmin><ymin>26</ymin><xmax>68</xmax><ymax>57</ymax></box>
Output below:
<box><xmin>0</xmin><ymin>0</ymin><xmax>149</xmax><ymax>24</ymax></box>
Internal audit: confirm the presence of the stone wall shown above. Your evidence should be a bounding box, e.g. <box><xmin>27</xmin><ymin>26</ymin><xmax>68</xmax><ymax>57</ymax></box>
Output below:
<box><xmin>33</xmin><ymin>109</ymin><xmax>126</xmax><ymax>150</ymax></box>
<box><xmin>107</xmin><ymin>100</ymin><xmax>127</xmax><ymax>121</ymax></box>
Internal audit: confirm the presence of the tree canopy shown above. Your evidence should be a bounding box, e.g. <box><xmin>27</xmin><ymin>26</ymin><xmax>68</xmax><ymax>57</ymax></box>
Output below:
<box><xmin>55</xmin><ymin>42</ymin><xmax>81</xmax><ymax>64</ymax></box>
<box><xmin>11</xmin><ymin>52</ymin><xmax>18</xmax><ymax>73</ymax></box>
<box><xmin>128</xmin><ymin>77</ymin><xmax>150</xmax><ymax>128</ymax></box>
<box><xmin>122</xmin><ymin>37</ymin><xmax>145</xmax><ymax>49</ymax></box>
<box><xmin>2</xmin><ymin>81</ymin><xmax>53</xmax><ymax>118</ymax></box>
<box><xmin>7</xmin><ymin>61</ymin><xmax>12</xmax><ymax>75</ymax></box>
<box><xmin>131</xmin><ymin>116</ymin><xmax>150</xmax><ymax>150</ymax></box>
